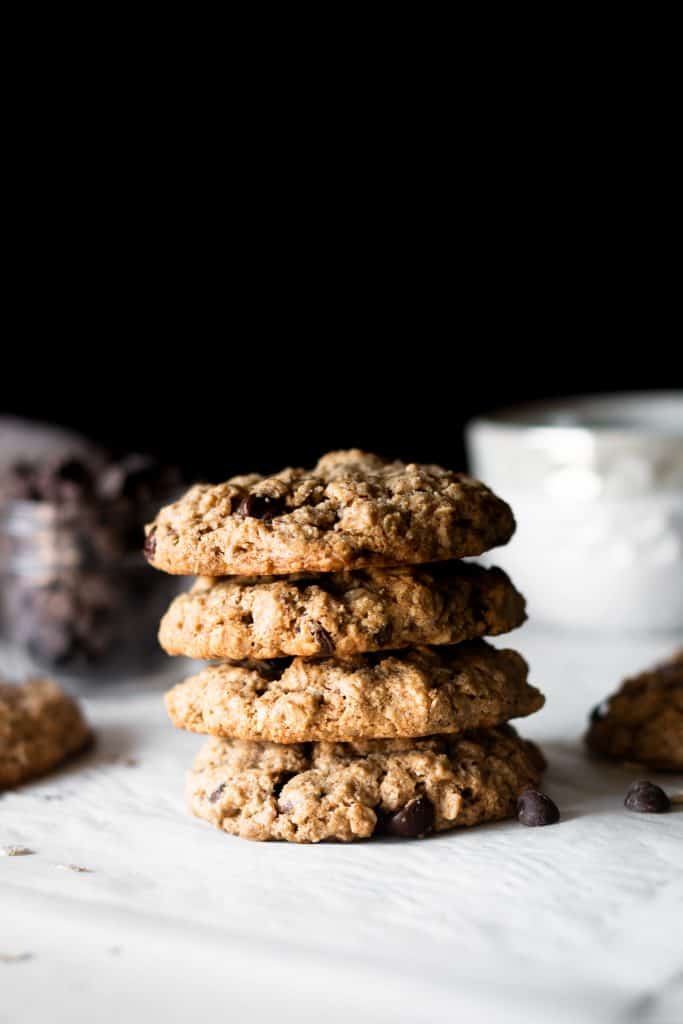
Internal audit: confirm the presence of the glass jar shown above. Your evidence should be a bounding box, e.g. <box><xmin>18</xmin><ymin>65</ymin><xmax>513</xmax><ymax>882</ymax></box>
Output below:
<box><xmin>0</xmin><ymin>498</ymin><xmax>181</xmax><ymax>682</ymax></box>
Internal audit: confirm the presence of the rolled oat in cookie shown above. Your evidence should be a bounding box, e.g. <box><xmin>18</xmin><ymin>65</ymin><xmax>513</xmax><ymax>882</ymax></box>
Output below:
<box><xmin>144</xmin><ymin>449</ymin><xmax>515</xmax><ymax>576</ymax></box>
<box><xmin>187</xmin><ymin>726</ymin><xmax>546</xmax><ymax>843</ymax></box>
<box><xmin>165</xmin><ymin>640</ymin><xmax>544</xmax><ymax>743</ymax></box>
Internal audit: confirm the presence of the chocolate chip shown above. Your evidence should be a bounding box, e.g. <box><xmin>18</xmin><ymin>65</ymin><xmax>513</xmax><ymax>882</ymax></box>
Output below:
<box><xmin>517</xmin><ymin>790</ymin><xmax>560</xmax><ymax>827</ymax></box>
<box><xmin>236</xmin><ymin>493</ymin><xmax>285</xmax><ymax>520</ymax></box>
<box><xmin>590</xmin><ymin>701</ymin><xmax>609</xmax><ymax>723</ymax></box>
<box><xmin>273</xmin><ymin>772</ymin><xmax>296</xmax><ymax>797</ymax></box>
<box><xmin>309</xmin><ymin>621</ymin><xmax>334</xmax><ymax>655</ymax></box>
<box><xmin>209</xmin><ymin>784</ymin><xmax>225</xmax><ymax>803</ymax></box>
<box><xmin>385</xmin><ymin>796</ymin><xmax>435</xmax><ymax>838</ymax></box>
<box><xmin>143</xmin><ymin>530</ymin><xmax>156</xmax><ymax>560</ymax></box>
<box><xmin>624</xmin><ymin>780</ymin><xmax>671</xmax><ymax>814</ymax></box>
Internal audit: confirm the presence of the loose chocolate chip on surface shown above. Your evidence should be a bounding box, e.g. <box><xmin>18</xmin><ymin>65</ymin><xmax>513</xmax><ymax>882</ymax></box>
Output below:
<box><xmin>517</xmin><ymin>790</ymin><xmax>560</xmax><ymax>827</ymax></box>
<box><xmin>209</xmin><ymin>784</ymin><xmax>226</xmax><ymax>804</ymax></box>
<box><xmin>309</xmin><ymin>621</ymin><xmax>334</xmax><ymax>655</ymax></box>
<box><xmin>386</xmin><ymin>796</ymin><xmax>435</xmax><ymax>838</ymax></box>
<box><xmin>624</xmin><ymin>780</ymin><xmax>671</xmax><ymax>814</ymax></box>
<box><xmin>236</xmin><ymin>493</ymin><xmax>285</xmax><ymax>520</ymax></box>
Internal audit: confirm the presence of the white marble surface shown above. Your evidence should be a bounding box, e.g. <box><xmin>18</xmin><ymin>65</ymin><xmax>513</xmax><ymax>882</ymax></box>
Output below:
<box><xmin>2</xmin><ymin>626</ymin><xmax>683</xmax><ymax>1024</ymax></box>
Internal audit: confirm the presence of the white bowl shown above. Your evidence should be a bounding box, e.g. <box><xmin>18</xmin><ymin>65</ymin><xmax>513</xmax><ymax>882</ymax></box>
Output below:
<box><xmin>466</xmin><ymin>392</ymin><xmax>683</xmax><ymax>631</ymax></box>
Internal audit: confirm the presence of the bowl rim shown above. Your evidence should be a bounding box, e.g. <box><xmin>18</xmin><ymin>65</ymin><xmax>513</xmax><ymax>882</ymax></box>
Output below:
<box><xmin>467</xmin><ymin>390</ymin><xmax>683</xmax><ymax>439</ymax></box>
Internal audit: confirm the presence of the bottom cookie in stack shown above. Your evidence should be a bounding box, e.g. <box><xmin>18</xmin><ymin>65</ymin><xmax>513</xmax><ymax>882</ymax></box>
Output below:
<box><xmin>187</xmin><ymin>727</ymin><xmax>546</xmax><ymax>843</ymax></box>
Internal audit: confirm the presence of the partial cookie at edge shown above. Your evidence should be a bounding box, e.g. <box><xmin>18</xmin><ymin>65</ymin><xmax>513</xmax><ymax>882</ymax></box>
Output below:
<box><xmin>0</xmin><ymin>679</ymin><xmax>92</xmax><ymax>789</ymax></box>
<box><xmin>586</xmin><ymin>649</ymin><xmax>683</xmax><ymax>771</ymax></box>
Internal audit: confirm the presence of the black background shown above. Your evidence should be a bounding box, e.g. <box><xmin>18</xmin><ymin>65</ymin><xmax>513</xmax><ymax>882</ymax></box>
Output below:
<box><xmin>3</xmin><ymin>346</ymin><xmax>678</xmax><ymax>480</ymax></box>
<box><xmin>5</xmin><ymin>94</ymin><xmax>680</xmax><ymax>482</ymax></box>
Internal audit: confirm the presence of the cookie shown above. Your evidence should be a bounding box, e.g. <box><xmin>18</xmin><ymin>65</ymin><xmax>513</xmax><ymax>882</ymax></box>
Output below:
<box><xmin>0</xmin><ymin>679</ymin><xmax>92</xmax><ymax>789</ymax></box>
<box><xmin>586</xmin><ymin>650</ymin><xmax>683</xmax><ymax>771</ymax></box>
<box><xmin>144</xmin><ymin>449</ymin><xmax>515</xmax><ymax>576</ymax></box>
<box><xmin>165</xmin><ymin>640</ymin><xmax>544</xmax><ymax>743</ymax></box>
<box><xmin>187</xmin><ymin>726</ymin><xmax>546</xmax><ymax>843</ymax></box>
<box><xmin>158</xmin><ymin>561</ymin><xmax>526</xmax><ymax>660</ymax></box>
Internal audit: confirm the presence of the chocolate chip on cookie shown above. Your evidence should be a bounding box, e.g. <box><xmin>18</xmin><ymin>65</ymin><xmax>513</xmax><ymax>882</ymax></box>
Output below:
<box><xmin>307</xmin><ymin>621</ymin><xmax>335</xmax><ymax>656</ymax></box>
<box><xmin>385</xmin><ymin>796</ymin><xmax>435</xmax><ymax>838</ymax></box>
<box><xmin>236</xmin><ymin>493</ymin><xmax>286</xmax><ymax>520</ymax></box>
<box><xmin>143</xmin><ymin>529</ymin><xmax>157</xmax><ymax>560</ymax></box>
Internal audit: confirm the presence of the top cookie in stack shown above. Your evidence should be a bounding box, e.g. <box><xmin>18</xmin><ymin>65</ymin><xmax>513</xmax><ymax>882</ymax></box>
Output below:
<box><xmin>143</xmin><ymin>449</ymin><xmax>515</xmax><ymax>576</ymax></box>
<box><xmin>146</xmin><ymin>450</ymin><xmax>546</xmax><ymax>843</ymax></box>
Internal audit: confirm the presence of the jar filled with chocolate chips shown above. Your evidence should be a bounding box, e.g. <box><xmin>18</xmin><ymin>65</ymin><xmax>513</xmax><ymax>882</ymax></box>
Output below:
<box><xmin>0</xmin><ymin>452</ymin><xmax>184</xmax><ymax>681</ymax></box>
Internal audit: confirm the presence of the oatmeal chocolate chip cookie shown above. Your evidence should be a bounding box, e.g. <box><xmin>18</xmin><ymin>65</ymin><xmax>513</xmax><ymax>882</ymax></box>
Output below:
<box><xmin>165</xmin><ymin>640</ymin><xmax>544</xmax><ymax>743</ymax></box>
<box><xmin>158</xmin><ymin>561</ymin><xmax>526</xmax><ymax>660</ymax></box>
<box><xmin>586</xmin><ymin>650</ymin><xmax>683</xmax><ymax>771</ymax></box>
<box><xmin>144</xmin><ymin>450</ymin><xmax>515</xmax><ymax>576</ymax></box>
<box><xmin>0</xmin><ymin>679</ymin><xmax>92</xmax><ymax>789</ymax></box>
<box><xmin>187</xmin><ymin>726</ymin><xmax>546</xmax><ymax>843</ymax></box>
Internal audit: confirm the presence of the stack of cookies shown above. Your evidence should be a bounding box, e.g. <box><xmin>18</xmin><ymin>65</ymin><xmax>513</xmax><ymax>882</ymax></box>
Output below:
<box><xmin>145</xmin><ymin>450</ymin><xmax>546</xmax><ymax>843</ymax></box>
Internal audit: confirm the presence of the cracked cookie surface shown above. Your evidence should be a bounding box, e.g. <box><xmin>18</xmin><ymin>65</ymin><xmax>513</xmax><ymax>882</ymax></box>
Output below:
<box><xmin>0</xmin><ymin>679</ymin><xmax>91</xmax><ymax>789</ymax></box>
<box><xmin>166</xmin><ymin>640</ymin><xmax>544</xmax><ymax>743</ymax></box>
<box><xmin>144</xmin><ymin>450</ymin><xmax>515</xmax><ymax>576</ymax></box>
<box><xmin>158</xmin><ymin>562</ymin><xmax>526</xmax><ymax>660</ymax></box>
<box><xmin>586</xmin><ymin>650</ymin><xmax>683</xmax><ymax>771</ymax></box>
<box><xmin>187</xmin><ymin>726</ymin><xmax>545</xmax><ymax>843</ymax></box>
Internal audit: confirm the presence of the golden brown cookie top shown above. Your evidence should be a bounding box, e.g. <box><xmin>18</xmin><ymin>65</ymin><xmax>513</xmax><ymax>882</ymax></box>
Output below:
<box><xmin>144</xmin><ymin>450</ymin><xmax>515</xmax><ymax>576</ymax></box>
